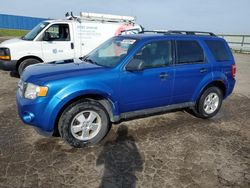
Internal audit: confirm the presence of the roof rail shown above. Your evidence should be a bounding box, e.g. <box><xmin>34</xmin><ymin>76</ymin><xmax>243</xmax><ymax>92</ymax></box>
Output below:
<box><xmin>139</xmin><ymin>30</ymin><xmax>216</xmax><ymax>36</ymax></box>
<box><xmin>139</xmin><ymin>30</ymin><xmax>168</xmax><ymax>34</ymax></box>
<box><xmin>166</xmin><ymin>30</ymin><xmax>216</xmax><ymax>36</ymax></box>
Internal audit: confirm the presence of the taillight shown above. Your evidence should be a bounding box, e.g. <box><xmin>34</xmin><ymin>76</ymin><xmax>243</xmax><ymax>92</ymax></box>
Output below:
<box><xmin>232</xmin><ymin>64</ymin><xmax>236</xmax><ymax>78</ymax></box>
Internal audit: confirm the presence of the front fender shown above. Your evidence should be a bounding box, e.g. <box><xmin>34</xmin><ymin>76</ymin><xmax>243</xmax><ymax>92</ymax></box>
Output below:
<box><xmin>43</xmin><ymin>81</ymin><xmax>119</xmax><ymax>131</ymax></box>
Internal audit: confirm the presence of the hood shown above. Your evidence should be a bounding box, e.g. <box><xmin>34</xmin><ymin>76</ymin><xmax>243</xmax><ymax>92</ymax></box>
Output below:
<box><xmin>0</xmin><ymin>38</ymin><xmax>25</xmax><ymax>47</ymax></box>
<box><xmin>21</xmin><ymin>58</ymin><xmax>109</xmax><ymax>84</ymax></box>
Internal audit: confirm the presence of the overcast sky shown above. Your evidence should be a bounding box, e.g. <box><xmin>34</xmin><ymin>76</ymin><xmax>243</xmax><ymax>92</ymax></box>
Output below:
<box><xmin>0</xmin><ymin>0</ymin><xmax>249</xmax><ymax>34</ymax></box>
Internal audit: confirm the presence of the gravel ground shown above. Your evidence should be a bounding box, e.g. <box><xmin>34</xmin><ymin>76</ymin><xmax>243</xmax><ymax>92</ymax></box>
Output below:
<box><xmin>0</xmin><ymin>52</ymin><xmax>249</xmax><ymax>188</ymax></box>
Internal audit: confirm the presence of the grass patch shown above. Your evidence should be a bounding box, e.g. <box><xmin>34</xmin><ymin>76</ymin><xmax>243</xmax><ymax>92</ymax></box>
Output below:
<box><xmin>0</xmin><ymin>29</ymin><xmax>28</xmax><ymax>37</ymax></box>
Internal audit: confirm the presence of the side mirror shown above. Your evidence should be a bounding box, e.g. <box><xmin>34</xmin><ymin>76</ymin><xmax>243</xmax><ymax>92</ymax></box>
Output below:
<box><xmin>43</xmin><ymin>32</ymin><xmax>51</xmax><ymax>41</ymax></box>
<box><xmin>126</xmin><ymin>59</ymin><xmax>144</xmax><ymax>72</ymax></box>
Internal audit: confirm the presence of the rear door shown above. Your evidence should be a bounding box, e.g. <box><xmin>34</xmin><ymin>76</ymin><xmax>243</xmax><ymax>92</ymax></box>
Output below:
<box><xmin>41</xmin><ymin>23</ymin><xmax>75</xmax><ymax>62</ymax></box>
<box><xmin>172</xmin><ymin>39</ymin><xmax>212</xmax><ymax>104</ymax></box>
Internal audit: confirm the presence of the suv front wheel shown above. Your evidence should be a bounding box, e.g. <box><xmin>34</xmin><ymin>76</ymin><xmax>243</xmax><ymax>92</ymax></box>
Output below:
<box><xmin>191</xmin><ymin>87</ymin><xmax>223</xmax><ymax>119</ymax></box>
<box><xmin>58</xmin><ymin>100</ymin><xmax>111</xmax><ymax>148</ymax></box>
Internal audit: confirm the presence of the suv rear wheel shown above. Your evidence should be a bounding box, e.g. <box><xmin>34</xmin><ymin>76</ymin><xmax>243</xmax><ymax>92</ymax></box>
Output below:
<box><xmin>58</xmin><ymin>100</ymin><xmax>111</xmax><ymax>148</ymax></box>
<box><xmin>190</xmin><ymin>87</ymin><xmax>223</xmax><ymax>119</ymax></box>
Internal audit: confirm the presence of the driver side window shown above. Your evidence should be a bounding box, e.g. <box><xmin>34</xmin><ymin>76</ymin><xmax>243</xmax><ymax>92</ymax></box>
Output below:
<box><xmin>44</xmin><ymin>24</ymin><xmax>70</xmax><ymax>41</ymax></box>
<box><xmin>132</xmin><ymin>40</ymin><xmax>172</xmax><ymax>69</ymax></box>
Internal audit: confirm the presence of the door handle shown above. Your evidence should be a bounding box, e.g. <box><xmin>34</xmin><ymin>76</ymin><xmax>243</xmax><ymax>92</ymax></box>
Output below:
<box><xmin>159</xmin><ymin>72</ymin><xmax>168</xmax><ymax>79</ymax></box>
<box><xmin>200</xmin><ymin>68</ymin><xmax>208</xmax><ymax>73</ymax></box>
<box><xmin>71</xmin><ymin>42</ymin><xmax>74</xmax><ymax>49</ymax></box>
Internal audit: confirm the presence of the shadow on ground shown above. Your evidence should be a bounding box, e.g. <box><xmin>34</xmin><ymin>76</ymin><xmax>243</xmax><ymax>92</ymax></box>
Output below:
<box><xmin>97</xmin><ymin>125</ymin><xmax>143</xmax><ymax>188</ymax></box>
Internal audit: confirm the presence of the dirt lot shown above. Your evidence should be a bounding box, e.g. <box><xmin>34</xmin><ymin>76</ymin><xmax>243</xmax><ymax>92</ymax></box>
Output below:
<box><xmin>0</xmin><ymin>53</ymin><xmax>249</xmax><ymax>188</ymax></box>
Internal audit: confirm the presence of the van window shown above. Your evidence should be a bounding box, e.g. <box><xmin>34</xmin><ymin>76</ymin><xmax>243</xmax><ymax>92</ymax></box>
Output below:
<box><xmin>22</xmin><ymin>22</ymin><xmax>49</xmax><ymax>41</ymax></box>
<box><xmin>205</xmin><ymin>40</ymin><xmax>230</xmax><ymax>61</ymax></box>
<box><xmin>176</xmin><ymin>40</ymin><xmax>204</xmax><ymax>64</ymax></box>
<box><xmin>132</xmin><ymin>40</ymin><xmax>172</xmax><ymax>69</ymax></box>
<box><xmin>44</xmin><ymin>24</ymin><xmax>70</xmax><ymax>41</ymax></box>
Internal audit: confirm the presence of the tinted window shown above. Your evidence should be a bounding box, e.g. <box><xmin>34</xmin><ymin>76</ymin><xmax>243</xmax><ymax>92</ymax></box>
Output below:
<box><xmin>205</xmin><ymin>40</ymin><xmax>230</xmax><ymax>61</ymax></box>
<box><xmin>131</xmin><ymin>40</ymin><xmax>172</xmax><ymax>69</ymax></box>
<box><xmin>176</xmin><ymin>40</ymin><xmax>204</xmax><ymax>64</ymax></box>
<box><xmin>44</xmin><ymin>24</ymin><xmax>70</xmax><ymax>41</ymax></box>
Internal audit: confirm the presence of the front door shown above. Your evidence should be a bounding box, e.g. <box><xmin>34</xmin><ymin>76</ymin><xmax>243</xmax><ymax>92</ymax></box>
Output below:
<box><xmin>120</xmin><ymin>40</ymin><xmax>174</xmax><ymax>113</ymax></box>
<box><xmin>41</xmin><ymin>23</ymin><xmax>75</xmax><ymax>62</ymax></box>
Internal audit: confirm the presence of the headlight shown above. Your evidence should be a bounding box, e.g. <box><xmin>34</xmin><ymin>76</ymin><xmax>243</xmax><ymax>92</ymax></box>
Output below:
<box><xmin>0</xmin><ymin>48</ymin><xmax>11</xmax><ymax>60</ymax></box>
<box><xmin>24</xmin><ymin>83</ymin><xmax>48</xmax><ymax>100</ymax></box>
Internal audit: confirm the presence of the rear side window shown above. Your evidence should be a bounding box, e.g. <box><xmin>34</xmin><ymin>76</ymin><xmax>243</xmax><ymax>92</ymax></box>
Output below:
<box><xmin>205</xmin><ymin>40</ymin><xmax>230</xmax><ymax>62</ymax></box>
<box><xmin>176</xmin><ymin>40</ymin><xmax>204</xmax><ymax>64</ymax></box>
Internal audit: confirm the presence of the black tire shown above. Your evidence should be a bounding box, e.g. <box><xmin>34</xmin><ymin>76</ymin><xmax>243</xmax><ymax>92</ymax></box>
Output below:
<box><xmin>58</xmin><ymin>100</ymin><xmax>111</xmax><ymax>148</ymax></box>
<box><xmin>18</xmin><ymin>58</ymin><xmax>41</xmax><ymax>76</ymax></box>
<box><xmin>189</xmin><ymin>87</ymin><xmax>223</xmax><ymax>119</ymax></box>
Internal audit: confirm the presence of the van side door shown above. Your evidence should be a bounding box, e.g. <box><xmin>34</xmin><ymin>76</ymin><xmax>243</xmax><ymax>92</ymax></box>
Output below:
<box><xmin>41</xmin><ymin>23</ymin><xmax>75</xmax><ymax>62</ymax></box>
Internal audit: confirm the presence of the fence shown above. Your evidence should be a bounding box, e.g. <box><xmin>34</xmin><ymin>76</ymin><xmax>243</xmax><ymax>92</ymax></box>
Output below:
<box><xmin>0</xmin><ymin>14</ymin><xmax>46</xmax><ymax>30</ymax></box>
<box><xmin>219</xmin><ymin>34</ymin><xmax>250</xmax><ymax>53</ymax></box>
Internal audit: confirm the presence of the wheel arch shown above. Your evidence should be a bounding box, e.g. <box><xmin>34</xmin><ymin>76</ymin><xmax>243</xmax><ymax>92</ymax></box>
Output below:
<box><xmin>53</xmin><ymin>93</ymin><xmax>117</xmax><ymax>136</ymax></box>
<box><xmin>16</xmin><ymin>55</ymin><xmax>43</xmax><ymax>71</ymax></box>
<box><xmin>196</xmin><ymin>80</ymin><xmax>227</xmax><ymax>102</ymax></box>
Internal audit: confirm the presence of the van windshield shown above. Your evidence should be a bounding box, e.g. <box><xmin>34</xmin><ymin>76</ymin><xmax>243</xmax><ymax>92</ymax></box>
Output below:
<box><xmin>82</xmin><ymin>37</ymin><xmax>138</xmax><ymax>68</ymax></box>
<box><xmin>22</xmin><ymin>22</ymin><xmax>49</xmax><ymax>41</ymax></box>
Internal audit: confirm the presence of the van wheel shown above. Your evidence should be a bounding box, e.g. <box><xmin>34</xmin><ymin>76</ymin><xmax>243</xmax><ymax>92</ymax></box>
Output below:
<box><xmin>18</xmin><ymin>58</ymin><xmax>41</xmax><ymax>76</ymax></box>
<box><xmin>190</xmin><ymin>87</ymin><xmax>223</xmax><ymax>119</ymax></box>
<box><xmin>58</xmin><ymin>100</ymin><xmax>111</xmax><ymax>148</ymax></box>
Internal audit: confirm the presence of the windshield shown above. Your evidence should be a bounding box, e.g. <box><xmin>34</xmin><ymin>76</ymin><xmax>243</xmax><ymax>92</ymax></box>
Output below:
<box><xmin>22</xmin><ymin>22</ymin><xmax>49</xmax><ymax>41</ymax></box>
<box><xmin>82</xmin><ymin>37</ymin><xmax>138</xmax><ymax>68</ymax></box>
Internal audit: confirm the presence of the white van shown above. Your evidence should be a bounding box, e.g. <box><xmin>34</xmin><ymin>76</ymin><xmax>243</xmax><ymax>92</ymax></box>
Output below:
<box><xmin>0</xmin><ymin>12</ymin><xmax>142</xmax><ymax>75</ymax></box>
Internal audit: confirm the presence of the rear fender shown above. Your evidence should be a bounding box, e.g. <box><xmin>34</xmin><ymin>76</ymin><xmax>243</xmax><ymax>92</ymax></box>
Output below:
<box><xmin>191</xmin><ymin>71</ymin><xmax>229</xmax><ymax>102</ymax></box>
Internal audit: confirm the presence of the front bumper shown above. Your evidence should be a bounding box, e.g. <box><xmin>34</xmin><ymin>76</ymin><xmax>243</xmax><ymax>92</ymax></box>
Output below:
<box><xmin>0</xmin><ymin>60</ymin><xmax>17</xmax><ymax>71</ymax></box>
<box><xmin>16</xmin><ymin>91</ymin><xmax>54</xmax><ymax>136</ymax></box>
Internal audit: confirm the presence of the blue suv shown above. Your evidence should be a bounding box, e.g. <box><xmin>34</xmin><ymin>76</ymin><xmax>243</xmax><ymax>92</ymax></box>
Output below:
<box><xmin>16</xmin><ymin>30</ymin><xmax>236</xmax><ymax>147</ymax></box>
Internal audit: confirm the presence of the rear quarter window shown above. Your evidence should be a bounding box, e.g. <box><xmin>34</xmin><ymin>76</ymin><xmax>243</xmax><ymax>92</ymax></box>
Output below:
<box><xmin>205</xmin><ymin>40</ymin><xmax>231</xmax><ymax>62</ymax></box>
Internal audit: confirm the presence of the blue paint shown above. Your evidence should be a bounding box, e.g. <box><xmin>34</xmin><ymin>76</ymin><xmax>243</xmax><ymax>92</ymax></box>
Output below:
<box><xmin>16</xmin><ymin>34</ymin><xmax>236</xmax><ymax>134</ymax></box>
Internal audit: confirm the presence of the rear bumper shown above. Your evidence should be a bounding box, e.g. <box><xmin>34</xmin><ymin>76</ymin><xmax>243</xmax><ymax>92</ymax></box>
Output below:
<box><xmin>226</xmin><ymin>78</ymin><xmax>236</xmax><ymax>98</ymax></box>
<box><xmin>0</xmin><ymin>60</ymin><xmax>17</xmax><ymax>71</ymax></box>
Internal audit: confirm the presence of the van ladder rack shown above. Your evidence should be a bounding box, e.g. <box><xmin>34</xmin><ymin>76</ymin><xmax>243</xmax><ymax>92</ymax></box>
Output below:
<box><xmin>79</xmin><ymin>12</ymin><xmax>135</xmax><ymax>23</ymax></box>
<box><xmin>65</xmin><ymin>12</ymin><xmax>135</xmax><ymax>23</ymax></box>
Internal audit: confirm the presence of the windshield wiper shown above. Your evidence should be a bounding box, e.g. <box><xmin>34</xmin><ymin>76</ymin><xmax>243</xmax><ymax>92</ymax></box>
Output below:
<box><xmin>79</xmin><ymin>55</ymin><xmax>87</xmax><ymax>61</ymax></box>
<box><xmin>80</xmin><ymin>56</ymin><xmax>99</xmax><ymax>65</ymax></box>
